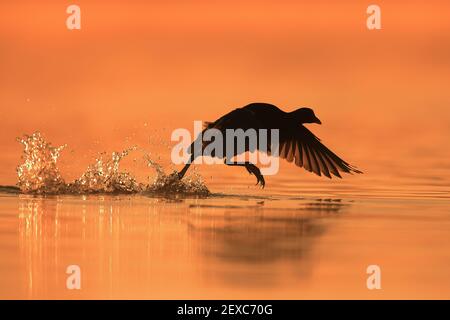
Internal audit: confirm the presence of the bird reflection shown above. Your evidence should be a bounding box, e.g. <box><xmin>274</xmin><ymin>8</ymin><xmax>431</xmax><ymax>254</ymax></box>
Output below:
<box><xmin>186</xmin><ymin>199</ymin><xmax>349</xmax><ymax>285</ymax></box>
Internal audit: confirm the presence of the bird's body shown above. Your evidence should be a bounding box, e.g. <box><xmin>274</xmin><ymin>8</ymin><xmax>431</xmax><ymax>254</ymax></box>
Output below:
<box><xmin>209</xmin><ymin>103</ymin><xmax>291</xmax><ymax>131</ymax></box>
<box><xmin>178</xmin><ymin>102</ymin><xmax>362</xmax><ymax>187</ymax></box>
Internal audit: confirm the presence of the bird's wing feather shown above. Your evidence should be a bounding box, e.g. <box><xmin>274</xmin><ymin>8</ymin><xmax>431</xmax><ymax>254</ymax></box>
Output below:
<box><xmin>280</xmin><ymin>125</ymin><xmax>362</xmax><ymax>178</ymax></box>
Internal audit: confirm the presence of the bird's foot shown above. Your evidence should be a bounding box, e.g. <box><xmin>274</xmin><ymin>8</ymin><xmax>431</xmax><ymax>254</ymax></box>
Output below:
<box><xmin>244</xmin><ymin>163</ymin><xmax>265</xmax><ymax>188</ymax></box>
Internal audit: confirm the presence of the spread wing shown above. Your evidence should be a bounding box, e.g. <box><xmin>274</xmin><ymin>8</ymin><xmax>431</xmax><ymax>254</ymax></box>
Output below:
<box><xmin>279</xmin><ymin>125</ymin><xmax>362</xmax><ymax>178</ymax></box>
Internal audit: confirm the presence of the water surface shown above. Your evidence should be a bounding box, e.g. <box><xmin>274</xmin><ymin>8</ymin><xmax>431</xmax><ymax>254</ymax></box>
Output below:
<box><xmin>1</xmin><ymin>188</ymin><xmax>449</xmax><ymax>299</ymax></box>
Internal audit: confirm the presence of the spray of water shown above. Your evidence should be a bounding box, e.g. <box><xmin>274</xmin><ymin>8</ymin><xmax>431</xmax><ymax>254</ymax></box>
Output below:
<box><xmin>66</xmin><ymin>147</ymin><xmax>143</xmax><ymax>193</ymax></box>
<box><xmin>16</xmin><ymin>132</ymin><xmax>210</xmax><ymax>196</ymax></box>
<box><xmin>16</xmin><ymin>132</ymin><xmax>66</xmax><ymax>193</ymax></box>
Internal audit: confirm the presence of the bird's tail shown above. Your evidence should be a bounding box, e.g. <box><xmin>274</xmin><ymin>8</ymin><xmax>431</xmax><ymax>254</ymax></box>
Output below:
<box><xmin>202</xmin><ymin>121</ymin><xmax>213</xmax><ymax>130</ymax></box>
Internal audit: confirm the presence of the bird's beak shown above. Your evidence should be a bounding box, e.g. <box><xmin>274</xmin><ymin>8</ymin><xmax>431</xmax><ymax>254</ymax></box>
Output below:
<box><xmin>314</xmin><ymin>117</ymin><xmax>322</xmax><ymax>125</ymax></box>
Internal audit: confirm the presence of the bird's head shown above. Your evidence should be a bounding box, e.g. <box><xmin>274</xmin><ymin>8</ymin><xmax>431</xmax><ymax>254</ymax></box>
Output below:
<box><xmin>291</xmin><ymin>107</ymin><xmax>322</xmax><ymax>125</ymax></box>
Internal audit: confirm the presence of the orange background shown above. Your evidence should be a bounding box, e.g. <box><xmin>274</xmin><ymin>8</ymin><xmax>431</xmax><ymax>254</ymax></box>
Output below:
<box><xmin>1</xmin><ymin>0</ymin><xmax>449</xmax><ymax>190</ymax></box>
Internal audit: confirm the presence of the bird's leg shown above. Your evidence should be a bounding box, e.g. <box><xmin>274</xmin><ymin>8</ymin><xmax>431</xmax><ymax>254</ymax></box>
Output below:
<box><xmin>224</xmin><ymin>159</ymin><xmax>265</xmax><ymax>188</ymax></box>
<box><xmin>178</xmin><ymin>154</ymin><xmax>196</xmax><ymax>179</ymax></box>
<box><xmin>178</xmin><ymin>163</ymin><xmax>191</xmax><ymax>179</ymax></box>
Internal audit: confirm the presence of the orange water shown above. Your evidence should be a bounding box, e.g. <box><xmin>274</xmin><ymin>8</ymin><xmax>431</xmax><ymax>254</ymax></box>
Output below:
<box><xmin>1</xmin><ymin>0</ymin><xmax>450</xmax><ymax>299</ymax></box>
<box><xmin>0</xmin><ymin>191</ymin><xmax>449</xmax><ymax>299</ymax></box>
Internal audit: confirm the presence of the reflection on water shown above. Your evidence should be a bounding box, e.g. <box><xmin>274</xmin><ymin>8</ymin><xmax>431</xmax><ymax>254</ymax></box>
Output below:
<box><xmin>187</xmin><ymin>200</ymin><xmax>348</xmax><ymax>287</ymax></box>
<box><xmin>1</xmin><ymin>192</ymin><xmax>450</xmax><ymax>299</ymax></box>
<box><xmin>0</xmin><ymin>193</ymin><xmax>349</xmax><ymax>299</ymax></box>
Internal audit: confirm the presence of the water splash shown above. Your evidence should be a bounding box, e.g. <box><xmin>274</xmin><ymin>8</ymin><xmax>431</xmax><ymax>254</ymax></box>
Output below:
<box><xmin>16</xmin><ymin>132</ymin><xmax>66</xmax><ymax>194</ymax></box>
<box><xmin>16</xmin><ymin>132</ymin><xmax>210</xmax><ymax>196</ymax></box>
<box><xmin>69</xmin><ymin>148</ymin><xmax>143</xmax><ymax>194</ymax></box>
<box><xmin>144</xmin><ymin>154</ymin><xmax>209</xmax><ymax>196</ymax></box>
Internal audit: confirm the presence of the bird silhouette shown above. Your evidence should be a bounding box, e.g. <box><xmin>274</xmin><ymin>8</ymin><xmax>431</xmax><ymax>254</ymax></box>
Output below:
<box><xmin>178</xmin><ymin>102</ymin><xmax>362</xmax><ymax>187</ymax></box>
